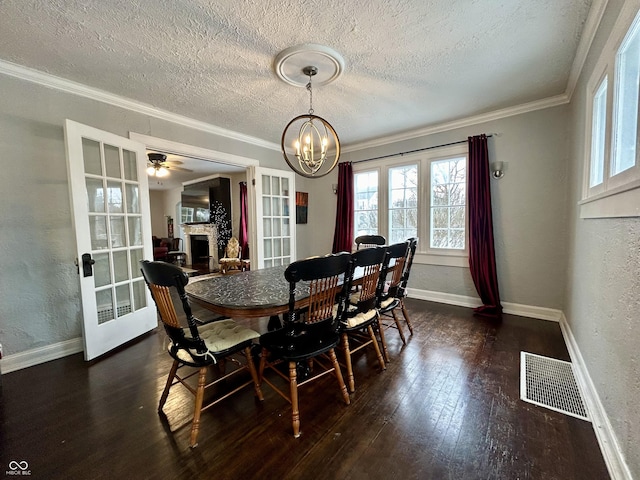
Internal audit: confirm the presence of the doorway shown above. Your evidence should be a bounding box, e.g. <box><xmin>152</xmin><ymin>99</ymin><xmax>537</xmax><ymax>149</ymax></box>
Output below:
<box><xmin>129</xmin><ymin>133</ymin><xmax>259</xmax><ymax>270</ymax></box>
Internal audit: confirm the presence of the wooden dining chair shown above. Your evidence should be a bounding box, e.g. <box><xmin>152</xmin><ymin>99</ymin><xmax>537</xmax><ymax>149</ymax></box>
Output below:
<box><xmin>377</xmin><ymin>241</ymin><xmax>411</xmax><ymax>356</ymax></box>
<box><xmin>140</xmin><ymin>260</ymin><xmax>263</xmax><ymax>448</ymax></box>
<box><xmin>395</xmin><ymin>237</ymin><xmax>418</xmax><ymax>334</ymax></box>
<box><xmin>354</xmin><ymin>234</ymin><xmax>386</xmax><ymax>250</ymax></box>
<box><xmin>340</xmin><ymin>246</ymin><xmax>388</xmax><ymax>393</ymax></box>
<box><xmin>258</xmin><ymin>252</ymin><xmax>352</xmax><ymax>438</ymax></box>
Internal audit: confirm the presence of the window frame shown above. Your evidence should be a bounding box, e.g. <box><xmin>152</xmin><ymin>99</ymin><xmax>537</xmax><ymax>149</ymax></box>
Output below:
<box><xmin>352</xmin><ymin>143</ymin><xmax>469</xmax><ymax>267</ymax></box>
<box><xmin>581</xmin><ymin>3</ymin><xmax>640</xmax><ymax>218</ymax></box>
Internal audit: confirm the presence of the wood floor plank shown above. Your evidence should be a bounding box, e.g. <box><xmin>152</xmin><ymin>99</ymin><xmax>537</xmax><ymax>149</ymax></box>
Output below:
<box><xmin>0</xmin><ymin>299</ymin><xmax>610</xmax><ymax>479</ymax></box>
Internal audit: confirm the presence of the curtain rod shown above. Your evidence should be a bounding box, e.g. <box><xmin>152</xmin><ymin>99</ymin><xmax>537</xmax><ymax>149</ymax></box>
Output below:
<box><xmin>351</xmin><ymin>134</ymin><xmax>496</xmax><ymax>164</ymax></box>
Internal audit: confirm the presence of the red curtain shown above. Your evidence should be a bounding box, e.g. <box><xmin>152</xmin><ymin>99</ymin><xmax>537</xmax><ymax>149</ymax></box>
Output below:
<box><xmin>332</xmin><ymin>162</ymin><xmax>354</xmax><ymax>253</ymax></box>
<box><xmin>238</xmin><ymin>181</ymin><xmax>249</xmax><ymax>259</ymax></box>
<box><xmin>468</xmin><ymin>135</ymin><xmax>502</xmax><ymax>318</ymax></box>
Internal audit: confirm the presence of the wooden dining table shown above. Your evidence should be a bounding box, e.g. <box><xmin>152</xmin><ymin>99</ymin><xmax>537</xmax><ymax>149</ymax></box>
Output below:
<box><xmin>184</xmin><ymin>263</ymin><xmax>367</xmax><ymax>322</ymax></box>
<box><xmin>185</xmin><ymin>265</ymin><xmax>301</xmax><ymax>320</ymax></box>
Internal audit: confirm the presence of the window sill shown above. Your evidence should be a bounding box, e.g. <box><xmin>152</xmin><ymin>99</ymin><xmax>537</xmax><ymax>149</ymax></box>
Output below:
<box><xmin>415</xmin><ymin>252</ymin><xmax>468</xmax><ymax>268</ymax></box>
<box><xmin>579</xmin><ymin>180</ymin><xmax>640</xmax><ymax>218</ymax></box>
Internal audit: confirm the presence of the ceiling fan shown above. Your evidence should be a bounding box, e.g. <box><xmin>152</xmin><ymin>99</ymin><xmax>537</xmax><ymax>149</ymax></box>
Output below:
<box><xmin>146</xmin><ymin>153</ymin><xmax>193</xmax><ymax>177</ymax></box>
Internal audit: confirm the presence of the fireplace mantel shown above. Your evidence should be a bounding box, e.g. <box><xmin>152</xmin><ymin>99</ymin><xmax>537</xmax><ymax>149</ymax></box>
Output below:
<box><xmin>182</xmin><ymin>223</ymin><xmax>218</xmax><ymax>269</ymax></box>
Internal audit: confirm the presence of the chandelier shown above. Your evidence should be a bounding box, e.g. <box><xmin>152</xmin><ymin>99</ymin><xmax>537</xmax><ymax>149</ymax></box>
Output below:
<box><xmin>276</xmin><ymin>45</ymin><xmax>344</xmax><ymax>178</ymax></box>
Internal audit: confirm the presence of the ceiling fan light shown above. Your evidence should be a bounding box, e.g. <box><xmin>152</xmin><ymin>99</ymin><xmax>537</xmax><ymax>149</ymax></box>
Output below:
<box><xmin>156</xmin><ymin>166</ymin><xmax>169</xmax><ymax>177</ymax></box>
<box><xmin>147</xmin><ymin>166</ymin><xmax>156</xmax><ymax>176</ymax></box>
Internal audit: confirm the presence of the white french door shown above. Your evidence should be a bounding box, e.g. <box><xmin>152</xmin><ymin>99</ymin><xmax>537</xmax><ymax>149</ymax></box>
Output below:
<box><xmin>249</xmin><ymin>166</ymin><xmax>296</xmax><ymax>269</ymax></box>
<box><xmin>65</xmin><ymin>120</ymin><xmax>156</xmax><ymax>361</ymax></box>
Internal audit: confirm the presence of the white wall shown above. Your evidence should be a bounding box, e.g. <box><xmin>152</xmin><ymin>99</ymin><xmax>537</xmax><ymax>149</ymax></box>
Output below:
<box><xmin>565</xmin><ymin>0</ymin><xmax>640</xmax><ymax>476</ymax></box>
<box><xmin>340</xmin><ymin>105</ymin><xmax>571</xmax><ymax>309</ymax></box>
<box><xmin>149</xmin><ymin>190</ymin><xmax>167</xmax><ymax>238</ymax></box>
<box><xmin>0</xmin><ymin>73</ymin><xmax>280</xmax><ymax>357</ymax></box>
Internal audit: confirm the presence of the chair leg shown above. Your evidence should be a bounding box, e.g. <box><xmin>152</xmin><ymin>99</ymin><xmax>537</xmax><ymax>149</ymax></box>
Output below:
<box><xmin>341</xmin><ymin>333</ymin><xmax>355</xmax><ymax>393</ymax></box>
<box><xmin>258</xmin><ymin>347</ymin><xmax>268</xmax><ymax>383</ymax></box>
<box><xmin>401</xmin><ymin>299</ymin><xmax>414</xmax><ymax>335</ymax></box>
<box><xmin>189</xmin><ymin>366</ymin><xmax>208</xmax><ymax>448</ymax></box>
<box><xmin>367</xmin><ymin>324</ymin><xmax>386</xmax><ymax>372</ymax></box>
<box><xmin>158</xmin><ymin>359</ymin><xmax>180</xmax><ymax>412</ymax></box>
<box><xmin>377</xmin><ymin>320</ymin><xmax>390</xmax><ymax>364</ymax></box>
<box><xmin>289</xmin><ymin>361</ymin><xmax>301</xmax><ymax>438</ymax></box>
<box><xmin>243</xmin><ymin>346</ymin><xmax>264</xmax><ymax>401</ymax></box>
<box><xmin>392</xmin><ymin>309</ymin><xmax>407</xmax><ymax>345</ymax></box>
<box><xmin>328</xmin><ymin>348</ymin><xmax>350</xmax><ymax>406</ymax></box>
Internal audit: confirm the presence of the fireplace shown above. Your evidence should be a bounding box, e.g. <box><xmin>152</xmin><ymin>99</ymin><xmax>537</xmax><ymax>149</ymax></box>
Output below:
<box><xmin>182</xmin><ymin>223</ymin><xmax>218</xmax><ymax>270</ymax></box>
<box><xmin>190</xmin><ymin>235</ymin><xmax>210</xmax><ymax>268</ymax></box>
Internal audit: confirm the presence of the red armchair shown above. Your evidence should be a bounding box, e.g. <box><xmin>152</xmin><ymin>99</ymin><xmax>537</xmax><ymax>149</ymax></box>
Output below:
<box><xmin>153</xmin><ymin>236</ymin><xmax>169</xmax><ymax>261</ymax></box>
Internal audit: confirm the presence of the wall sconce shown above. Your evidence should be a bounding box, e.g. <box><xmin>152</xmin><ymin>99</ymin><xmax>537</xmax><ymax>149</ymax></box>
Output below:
<box><xmin>491</xmin><ymin>161</ymin><xmax>505</xmax><ymax>179</ymax></box>
<box><xmin>332</xmin><ymin>184</ymin><xmax>338</xmax><ymax>194</ymax></box>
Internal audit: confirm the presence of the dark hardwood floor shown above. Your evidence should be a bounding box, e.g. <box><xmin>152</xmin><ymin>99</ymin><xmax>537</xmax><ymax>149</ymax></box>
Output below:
<box><xmin>0</xmin><ymin>299</ymin><xmax>610</xmax><ymax>479</ymax></box>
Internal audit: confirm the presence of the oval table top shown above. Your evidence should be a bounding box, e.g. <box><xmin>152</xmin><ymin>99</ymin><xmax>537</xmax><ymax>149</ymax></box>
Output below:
<box><xmin>185</xmin><ymin>266</ymin><xmax>307</xmax><ymax>318</ymax></box>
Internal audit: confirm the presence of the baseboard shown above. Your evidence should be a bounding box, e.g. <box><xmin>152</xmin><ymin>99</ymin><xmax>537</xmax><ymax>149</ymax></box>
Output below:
<box><xmin>0</xmin><ymin>337</ymin><xmax>83</xmax><ymax>374</ymax></box>
<box><xmin>559</xmin><ymin>313</ymin><xmax>632</xmax><ymax>480</ymax></box>
<box><xmin>408</xmin><ymin>288</ymin><xmax>563</xmax><ymax>322</ymax></box>
<box><xmin>409</xmin><ymin>288</ymin><xmax>480</xmax><ymax>308</ymax></box>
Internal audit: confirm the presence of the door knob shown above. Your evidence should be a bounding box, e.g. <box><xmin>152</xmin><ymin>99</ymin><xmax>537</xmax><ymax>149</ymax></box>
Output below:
<box><xmin>81</xmin><ymin>253</ymin><xmax>96</xmax><ymax>277</ymax></box>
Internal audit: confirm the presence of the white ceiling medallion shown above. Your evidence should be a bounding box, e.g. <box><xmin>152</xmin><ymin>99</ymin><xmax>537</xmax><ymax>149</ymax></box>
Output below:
<box><xmin>274</xmin><ymin>44</ymin><xmax>345</xmax><ymax>87</ymax></box>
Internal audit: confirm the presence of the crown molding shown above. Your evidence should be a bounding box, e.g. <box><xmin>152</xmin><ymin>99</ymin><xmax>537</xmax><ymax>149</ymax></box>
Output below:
<box><xmin>343</xmin><ymin>93</ymin><xmax>570</xmax><ymax>153</ymax></box>
<box><xmin>566</xmin><ymin>0</ymin><xmax>609</xmax><ymax>101</ymax></box>
<box><xmin>0</xmin><ymin>59</ymin><xmax>280</xmax><ymax>152</ymax></box>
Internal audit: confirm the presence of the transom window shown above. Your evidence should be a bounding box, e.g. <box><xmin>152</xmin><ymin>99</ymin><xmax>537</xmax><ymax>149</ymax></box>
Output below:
<box><xmin>353</xmin><ymin>144</ymin><xmax>468</xmax><ymax>266</ymax></box>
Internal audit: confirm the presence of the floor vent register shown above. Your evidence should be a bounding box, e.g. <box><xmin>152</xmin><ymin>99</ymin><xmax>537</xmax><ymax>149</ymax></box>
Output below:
<box><xmin>520</xmin><ymin>352</ymin><xmax>590</xmax><ymax>421</ymax></box>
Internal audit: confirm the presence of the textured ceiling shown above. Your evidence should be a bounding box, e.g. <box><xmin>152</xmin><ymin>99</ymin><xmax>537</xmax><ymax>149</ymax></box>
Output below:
<box><xmin>0</xmin><ymin>0</ymin><xmax>592</xmax><ymax>148</ymax></box>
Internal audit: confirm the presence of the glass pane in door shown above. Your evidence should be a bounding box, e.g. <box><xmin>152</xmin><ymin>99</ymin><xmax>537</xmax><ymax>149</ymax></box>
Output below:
<box><xmin>104</xmin><ymin>144</ymin><xmax>122</xmax><ymax>179</ymax></box>
<box><xmin>81</xmin><ymin>135</ymin><xmax>148</xmax><ymax>327</ymax></box>
<box><xmin>82</xmin><ymin>138</ymin><xmax>102</xmax><ymax>175</ymax></box>
<box><xmin>122</xmin><ymin>149</ymin><xmax>138</xmax><ymax>181</ymax></box>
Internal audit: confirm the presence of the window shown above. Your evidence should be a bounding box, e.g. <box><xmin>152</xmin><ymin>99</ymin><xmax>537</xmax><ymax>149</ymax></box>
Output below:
<box><xmin>430</xmin><ymin>157</ymin><xmax>466</xmax><ymax>249</ymax></box>
<box><xmin>354</xmin><ymin>170</ymin><xmax>379</xmax><ymax>237</ymax></box>
<box><xmin>582</xmin><ymin>5</ymin><xmax>640</xmax><ymax>217</ymax></box>
<box><xmin>612</xmin><ymin>16</ymin><xmax>640</xmax><ymax>177</ymax></box>
<box><xmin>589</xmin><ymin>76</ymin><xmax>607</xmax><ymax>189</ymax></box>
<box><xmin>388</xmin><ymin>165</ymin><xmax>417</xmax><ymax>243</ymax></box>
<box><xmin>353</xmin><ymin>144</ymin><xmax>468</xmax><ymax>266</ymax></box>
<box><xmin>181</xmin><ymin>207</ymin><xmax>194</xmax><ymax>223</ymax></box>
<box><xmin>195</xmin><ymin>207</ymin><xmax>209</xmax><ymax>222</ymax></box>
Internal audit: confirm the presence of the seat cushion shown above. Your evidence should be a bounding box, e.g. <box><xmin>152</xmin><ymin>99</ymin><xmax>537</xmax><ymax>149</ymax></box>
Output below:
<box><xmin>344</xmin><ymin>308</ymin><xmax>377</xmax><ymax>328</ymax></box>
<box><xmin>172</xmin><ymin>319</ymin><xmax>259</xmax><ymax>364</ymax></box>
<box><xmin>219</xmin><ymin>258</ymin><xmax>241</xmax><ymax>264</ymax></box>
<box><xmin>380</xmin><ymin>296</ymin><xmax>399</xmax><ymax>310</ymax></box>
<box><xmin>198</xmin><ymin>319</ymin><xmax>260</xmax><ymax>352</ymax></box>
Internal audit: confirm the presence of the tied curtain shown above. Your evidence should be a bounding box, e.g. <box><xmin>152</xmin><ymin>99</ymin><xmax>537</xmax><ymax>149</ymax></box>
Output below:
<box><xmin>238</xmin><ymin>181</ymin><xmax>249</xmax><ymax>259</ymax></box>
<box><xmin>468</xmin><ymin>134</ymin><xmax>502</xmax><ymax>318</ymax></box>
<box><xmin>332</xmin><ymin>162</ymin><xmax>354</xmax><ymax>253</ymax></box>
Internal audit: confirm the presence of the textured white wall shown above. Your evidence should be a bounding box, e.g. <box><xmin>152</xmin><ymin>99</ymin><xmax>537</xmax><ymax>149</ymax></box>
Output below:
<box><xmin>0</xmin><ymin>74</ymin><xmax>280</xmax><ymax>357</ymax></box>
<box><xmin>341</xmin><ymin>105</ymin><xmax>571</xmax><ymax>309</ymax></box>
<box><xmin>565</xmin><ymin>0</ymin><xmax>640</xmax><ymax>476</ymax></box>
